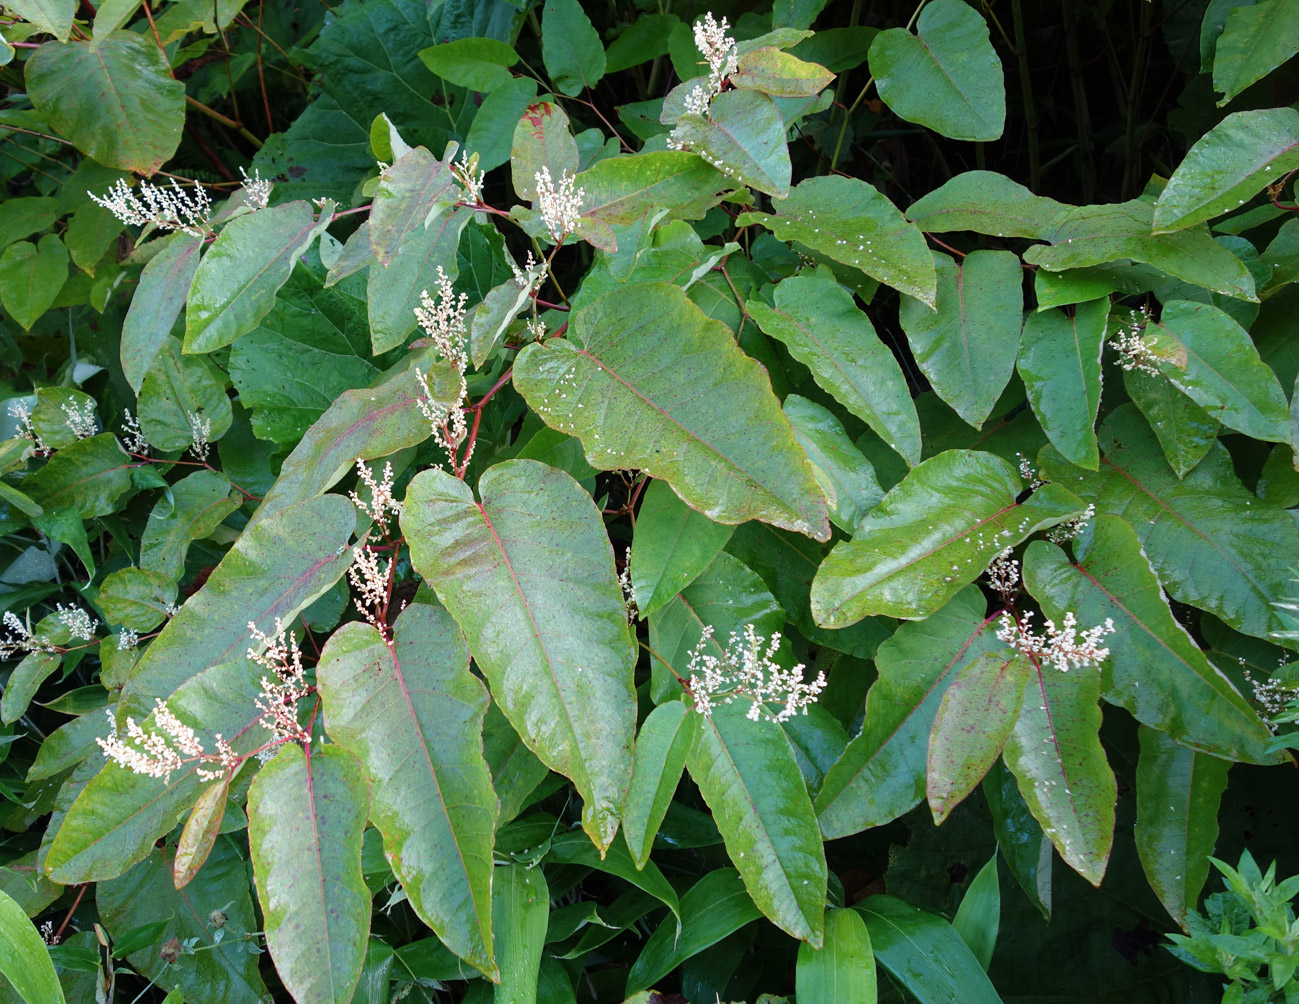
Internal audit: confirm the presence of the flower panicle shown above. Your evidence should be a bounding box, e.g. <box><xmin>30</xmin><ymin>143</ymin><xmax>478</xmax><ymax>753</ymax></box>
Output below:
<box><xmin>350</xmin><ymin>459</ymin><xmax>402</xmax><ymax>534</ymax></box>
<box><xmin>95</xmin><ymin>700</ymin><xmax>238</xmax><ymax>783</ymax></box>
<box><xmin>534</xmin><ymin>166</ymin><xmax>584</xmax><ymax>243</ymax></box>
<box><xmin>89</xmin><ymin>178</ymin><xmax>213</xmax><ymax>237</ymax></box>
<box><xmin>687</xmin><ymin>623</ymin><xmax>827</xmax><ymax>724</ymax></box>
<box><xmin>996</xmin><ymin>610</ymin><xmax>1115</xmax><ymax>672</ymax></box>
<box><xmin>247</xmin><ymin>618</ymin><xmax>311</xmax><ymax>746</ymax></box>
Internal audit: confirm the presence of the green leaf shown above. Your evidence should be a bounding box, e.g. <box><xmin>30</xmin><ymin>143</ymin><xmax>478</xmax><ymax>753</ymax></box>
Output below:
<box><xmin>1135</xmin><ymin>726</ymin><xmax>1230</xmax><ymax>929</ymax></box>
<box><xmin>1021</xmin><ymin>515</ymin><xmax>1277</xmax><ymax>763</ymax></box>
<box><xmin>622</xmin><ymin>701</ymin><xmax>694</xmax><ymax>868</ymax></box>
<box><xmin>1153</xmin><ymin>109</ymin><xmax>1299</xmax><ymax>232</ymax></box>
<box><xmin>317</xmin><ymin>605</ymin><xmax>498</xmax><ymax>978</ymax></box>
<box><xmin>1017</xmin><ymin>298</ymin><xmax>1109</xmax><ymax>469</ymax></box>
<box><xmin>492</xmin><ymin>864</ymin><xmax>549</xmax><ymax>1004</ymax></box>
<box><xmin>626</xmin><ymin>869</ymin><xmax>762</xmax><ymax>992</ymax></box>
<box><xmin>733</xmin><ymin>46</ymin><xmax>834</xmax><ymax>96</ymax></box>
<box><xmin>25</xmin><ymin>34</ymin><xmax>183</xmax><ymax>174</ymax></box>
<box><xmin>417</xmin><ymin>37</ymin><xmax>518</xmax><ymax>92</ymax></box>
<box><xmin>1039</xmin><ymin>405</ymin><xmax>1299</xmax><ymax>644</ymax></box>
<box><xmin>815</xmin><ymin>587</ymin><xmax>1003</xmax><ymax>838</ymax></box>
<box><xmin>1142</xmin><ymin>299</ymin><xmax>1291</xmax><ymax>443</ymax></box>
<box><xmin>737</xmin><ymin>176</ymin><xmax>937</xmax><ymax>306</ymax></box>
<box><xmin>784</xmin><ymin>395</ymin><xmax>884</xmax><ymax>532</ymax></box>
<box><xmin>982</xmin><ymin>759</ymin><xmax>1051</xmax><ymax>918</ymax></box>
<box><xmin>671</xmin><ymin>89</ymin><xmax>791</xmax><ymax>198</ymax></box>
<box><xmin>515</xmin><ymin>283</ymin><xmax>830</xmax><ymax>539</ymax></box>
<box><xmin>119</xmin><ymin>494</ymin><xmax>355</xmax><ymax>716</ymax></box>
<box><xmin>952</xmin><ymin>855</ymin><xmax>1000</xmax><ymax>970</ymax></box>
<box><xmin>0</xmin><ymin>652</ymin><xmax>60</xmax><ymax>725</ymax></box>
<box><xmin>64</xmin><ymin>203</ymin><xmax>121</xmax><ymax>274</ymax></box>
<box><xmin>630</xmin><ymin>478</ymin><xmax>735</xmax><ymax>619</ymax></box>
<box><xmin>3</xmin><ymin>0</ymin><xmax>73</xmax><ymax>40</ymax></box>
<box><xmin>868</xmin><ymin>0</ymin><xmax>1005</xmax><ymax>141</ymax></box>
<box><xmin>687</xmin><ymin>701</ymin><xmax>827</xmax><ymax>945</ymax></box>
<box><xmin>574</xmin><ymin>151</ymin><xmax>729</xmax><ymax>232</ymax></box>
<box><xmin>401</xmin><ymin>460</ymin><xmax>637</xmax><ymax>851</ymax></box>
<box><xmin>898</xmin><ymin>250</ymin><xmax>1023</xmax><ymax>431</ymax></box>
<box><xmin>0</xmin><ymin>887</ymin><xmax>65</xmax><ymax>1004</ymax></box>
<box><xmin>27</xmin><ymin>708</ymin><xmax>111</xmax><ymax>781</ymax></box>
<box><xmin>369</xmin><ymin>147</ymin><xmax>458</xmax><ymax>266</ymax></box>
<box><xmin>23</xmin><ymin>433</ymin><xmax>133</xmax><ymax>519</ymax></box>
<box><xmin>796</xmin><ymin>907</ymin><xmax>876</xmax><ymax>1004</ymax></box>
<box><xmin>467</xmin><ymin>77</ymin><xmax>540</xmax><ymax>174</ymax></box>
<box><xmin>1023</xmin><ymin>200</ymin><xmax>1256</xmax><ymax>302</ymax></box>
<box><xmin>511</xmin><ymin>101</ymin><xmax>579</xmax><ymax>201</ymax></box>
<box><xmin>185</xmin><ymin>201</ymin><xmax>332</xmax><ymax>353</ymax></box>
<box><xmin>121</xmin><ymin>234</ymin><xmax>203</xmax><ymax>395</ymax></box>
<box><xmin>139</xmin><ymin>470</ymin><xmax>241</xmax><ymax>581</ymax></box>
<box><xmin>172</xmin><ymin>774</ymin><xmax>229</xmax><ymax>889</ymax></box>
<box><xmin>906</xmin><ymin>171</ymin><xmax>1069</xmax><ymax>239</ymax></box>
<box><xmin>542</xmin><ymin>0</ymin><xmax>605</xmax><ymax>96</ymax></box>
<box><xmin>748</xmin><ymin>274</ymin><xmax>921</xmax><ymax>465</ymax></box>
<box><xmin>810</xmin><ymin>451</ymin><xmax>1084</xmax><ymax>626</ymax></box>
<box><xmin>855</xmin><ymin>895</ymin><xmax>1004</xmax><ymax>1004</ymax></box>
<box><xmin>927</xmin><ymin>650</ymin><xmax>1031</xmax><ymax>824</ymax></box>
<box><xmin>545</xmin><ymin>832</ymin><xmax>681</xmax><ymax>926</ymax></box>
<box><xmin>367</xmin><ymin>204</ymin><xmax>471</xmax><ymax>353</ymax></box>
<box><xmin>1121</xmin><ymin>366</ymin><xmax>1218</xmax><ymax>479</ymax></box>
<box><xmin>1212</xmin><ymin>0</ymin><xmax>1299</xmax><ymax>105</ymax></box>
<box><xmin>0</xmin><ymin>234</ymin><xmax>68</xmax><ymax>329</ymax></box>
<box><xmin>97</xmin><ymin>567</ymin><xmax>176</xmax><ymax>633</ymax></box>
<box><xmin>137</xmin><ymin>338</ymin><xmax>234</xmax><ymax>453</ymax></box>
<box><xmin>249</xmin><ymin>744</ymin><xmax>371</xmax><ymax>1004</ymax></box>
<box><xmin>32</xmin><ymin>505</ymin><xmax>91</xmax><ymax>573</ymax></box>
<box><xmin>1002</xmin><ymin>646</ymin><xmax>1115</xmax><ymax>886</ymax></box>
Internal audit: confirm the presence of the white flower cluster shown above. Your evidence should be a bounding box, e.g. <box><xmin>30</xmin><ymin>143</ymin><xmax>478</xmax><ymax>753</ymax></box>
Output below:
<box><xmin>1046</xmin><ymin>502</ymin><xmax>1096</xmax><ymax>544</ymax></box>
<box><xmin>414</xmin><ymin>267</ymin><xmax>472</xmax><ymax>471</ymax></box>
<box><xmin>1016</xmin><ymin>452</ymin><xmax>1044</xmax><ymax>490</ymax></box>
<box><xmin>618</xmin><ymin>550</ymin><xmax>637</xmax><ymax>623</ymax></box>
<box><xmin>239</xmin><ymin>167</ymin><xmax>272</xmax><ymax>210</ymax></box>
<box><xmin>511</xmin><ymin>250</ymin><xmax>547</xmax><ymax>295</ymax></box>
<box><xmin>122</xmin><ymin>410</ymin><xmax>150</xmax><ymax>455</ymax></box>
<box><xmin>0</xmin><ymin>611</ymin><xmax>57</xmax><ymax>660</ymax></box>
<box><xmin>347</xmin><ymin>544</ymin><xmax>394</xmax><ymax>639</ymax></box>
<box><xmin>350</xmin><ymin>459</ymin><xmax>402</xmax><ymax>534</ymax></box>
<box><xmin>117</xmin><ymin>629</ymin><xmax>139</xmax><ymax>652</ymax></box>
<box><xmin>248</xmin><ymin>619</ymin><xmax>310</xmax><ymax>747</ymax></box>
<box><xmin>8</xmin><ymin>400</ymin><xmax>50</xmax><ymax>457</ymax></box>
<box><xmin>996</xmin><ymin>610</ymin><xmax>1115</xmax><ymax>673</ymax></box>
<box><xmin>687</xmin><ymin>623</ymin><xmax>827</xmax><ymax>723</ymax></box>
<box><xmin>56</xmin><ymin>603</ymin><xmax>97</xmax><ymax>642</ymax></box>
<box><xmin>534</xmin><ymin>166</ymin><xmax>584</xmax><ymax>243</ymax></box>
<box><xmin>1110</xmin><ymin>308</ymin><xmax>1161</xmax><ymax>377</ymax></box>
<box><xmin>452</xmin><ymin>150</ymin><xmax>485</xmax><ymax>205</ymax></box>
<box><xmin>60</xmin><ymin>399</ymin><xmax>97</xmax><ymax>439</ymax></box>
<box><xmin>986</xmin><ymin>547</ymin><xmax>1020</xmax><ymax>600</ymax></box>
<box><xmin>89</xmin><ymin>179</ymin><xmax>213</xmax><ymax>237</ymax></box>
<box><xmin>668</xmin><ymin>13</ymin><xmax>737</xmax><ymax>150</ymax></box>
<box><xmin>96</xmin><ymin>700</ymin><xmax>238</xmax><ymax>783</ymax></box>
<box><xmin>188</xmin><ymin>412</ymin><xmax>212</xmax><ymax>461</ymax></box>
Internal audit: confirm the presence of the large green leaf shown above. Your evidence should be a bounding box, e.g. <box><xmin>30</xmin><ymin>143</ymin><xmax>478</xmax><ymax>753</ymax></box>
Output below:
<box><xmin>1135</xmin><ymin>726</ymin><xmax>1231</xmax><ymax>929</ymax></box>
<box><xmin>317</xmin><ymin>605</ymin><xmax>498</xmax><ymax>978</ymax></box>
<box><xmin>737</xmin><ymin>176</ymin><xmax>937</xmax><ymax>306</ymax></box>
<box><xmin>796</xmin><ymin>907</ymin><xmax>876</xmax><ymax>1004</ymax></box>
<box><xmin>1016</xmin><ymin>298</ymin><xmax>1108</xmax><ymax>469</ymax></box>
<box><xmin>492</xmin><ymin>864</ymin><xmax>549</xmax><ymax>1004</ymax></box>
<box><xmin>417</xmin><ymin>36</ymin><xmax>519</xmax><ymax>92</ymax></box>
<box><xmin>139</xmin><ymin>469</ymin><xmax>241</xmax><ymax>581</ymax></box>
<box><xmin>784</xmin><ymin>395</ymin><xmax>884</xmax><ymax>531</ymax></box>
<box><xmin>855</xmin><ymin>895</ymin><xmax>1004</xmax><ymax>1004</ymax></box>
<box><xmin>137</xmin><ymin>337</ymin><xmax>234</xmax><ymax>452</ymax></box>
<box><xmin>868</xmin><ymin>0</ymin><xmax>1004</xmax><ymax>142</ymax></box>
<box><xmin>1153</xmin><ymin>108</ymin><xmax>1299</xmax><ymax>232</ymax></box>
<box><xmin>686</xmin><ymin>701</ymin><xmax>827</xmax><ymax>945</ymax></box>
<box><xmin>0</xmin><ymin>234</ymin><xmax>68</xmax><ymax>329</ymax></box>
<box><xmin>121</xmin><ymin>234</ymin><xmax>203</xmax><ymax>394</ymax></box>
<box><xmin>4</xmin><ymin>0</ymin><xmax>73</xmax><ymax>40</ymax></box>
<box><xmin>515</xmin><ymin>283</ymin><xmax>830</xmax><ymax>540</ymax></box>
<box><xmin>810</xmin><ymin>450</ymin><xmax>1085</xmax><ymax>626</ymax></box>
<box><xmin>622</xmin><ymin>700</ymin><xmax>694</xmax><ymax>868</ymax></box>
<box><xmin>1002</xmin><ymin>648</ymin><xmax>1115</xmax><ymax>886</ymax></box>
<box><xmin>898</xmin><ymin>251</ymin><xmax>1022</xmax><ymax>431</ymax></box>
<box><xmin>368</xmin><ymin>147</ymin><xmax>458</xmax><ymax>266</ymax></box>
<box><xmin>926</xmin><ymin>650</ymin><xmax>1031</xmax><ymax>824</ymax></box>
<box><xmin>906</xmin><ymin>171</ymin><xmax>1069</xmax><ymax>239</ymax></box>
<box><xmin>1023</xmin><ymin>200</ymin><xmax>1256</xmax><ymax>302</ymax></box>
<box><xmin>573</xmin><ymin>151</ymin><xmax>729</xmax><ymax>233</ymax></box>
<box><xmin>630</xmin><ymin>478</ymin><xmax>735</xmax><ymax>619</ymax></box>
<box><xmin>0</xmin><ymin>651</ymin><xmax>60</xmax><ymax>726</ymax></box>
<box><xmin>748</xmin><ymin>274</ymin><xmax>921</xmax><ymax>464</ymax></box>
<box><xmin>671</xmin><ymin>89</ymin><xmax>792</xmax><ymax>197</ymax></box>
<box><xmin>814</xmin><ymin>587</ymin><xmax>1002</xmax><ymax>838</ymax></box>
<box><xmin>401</xmin><ymin>460</ymin><xmax>637</xmax><ymax>851</ymax></box>
<box><xmin>0</xmin><ymin>887</ymin><xmax>64</xmax><ymax>1004</ymax></box>
<box><xmin>185</xmin><ymin>202</ymin><xmax>332</xmax><ymax>353</ymax></box>
<box><xmin>1142</xmin><ymin>299</ymin><xmax>1291</xmax><ymax>443</ymax></box>
<box><xmin>542</xmin><ymin>0</ymin><xmax>605</xmax><ymax>96</ymax></box>
<box><xmin>25</xmin><ymin>34</ymin><xmax>184</xmax><ymax>174</ymax></box>
<box><xmin>98</xmin><ymin>840</ymin><xmax>267</xmax><ymax>1004</ymax></box>
<box><xmin>23</xmin><ymin>433</ymin><xmax>133</xmax><ymax>519</ymax></box>
<box><xmin>119</xmin><ymin>494</ymin><xmax>355</xmax><ymax>717</ymax></box>
<box><xmin>1039</xmin><ymin>405</ymin><xmax>1299</xmax><ymax>645</ymax></box>
<box><xmin>248</xmin><ymin>744</ymin><xmax>371</xmax><ymax>1004</ymax></box>
<box><xmin>510</xmin><ymin>100</ymin><xmax>579</xmax><ymax>201</ymax></box>
<box><xmin>1211</xmin><ymin>0</ymin><xmax>1299</xmax><ymax>105</ymax></box>
<box><xmin>1021</xmin><ymin>516</ymin><xmax>1277</xmax><ymax>763</ymax></box>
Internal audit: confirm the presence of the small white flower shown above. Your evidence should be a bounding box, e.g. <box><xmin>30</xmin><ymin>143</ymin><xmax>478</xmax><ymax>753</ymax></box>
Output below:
<box><xmin>121</xmin><ymin>410</ymin><xmax>150</xmax><ymax>455</ymax></box>
<box><xmin>187</xmin><ymin>412</ymin><xmax>212</xmax><ymax>461</ymax></box>
<box><xmin>0</xmin><ymin>610</ymin><xmax>57</xmax><ymax>660</ymax></box>
<box><xmin>451</xmin><ymin>150</ymin><xmax>485</xmax><ymax>205</ymax></box>
<box><xmin>534</xmin><ymin>166</ymin><xmax>584</xmax><ymax>243</ymax></box>
<box><xmin>117</xmin><ymin>629</ymin><xmax>139</xmax><ymax>652</ymax></box>
<box><xmin>996</xmin><ymin>610</ymin><xmax>1115</xmax><ymax>673</ymax></box>
<box><xmin>1046</xmin><ymin>503</ymin><xmax>1096</xmax><ymax>544</ymax></box>
<box><xmin>59</xmin><ymin>399</ymin><xmax>97</xmax><ymax>439</ymax></box>
<box><xmin>986</xmin><ymin>547</ymin><xmax>1020</xmax><ymax>600</ymax></box>
<box><xmin>88</xmin><ymin>179</ymin><xmax>213</xmax><ymax>237</ymax></box>
<box><xmin>687</xmin><ymin>623</ymin><xmax>827</xmax><ymax>724</ymax></box>
<box><xmin>8</xmin><ymin>400</ymin><xmax>50</xmax><ymax>456</ymax></box>
<box><xmin>1111</xmin><ymin>307</ymin><xmax>1161</xmax><ymax>377</ymax></box>
<box><xmin>239</xmin><ymin>167</ymin><xmax>272</xmax><ymax>209</ymax></box>
<box><xmin>510</xmin><ymin>250</ymin><xmax>547</xmax><ymax>294</ymax></box>
<box><xmin>247</xmin><ymin>619</ymin><xmax>311</xmax><ymax>746</ymax></box>
<box><xmin>347</xmin><ymin>545</ymin><xmax>394</xmax><ymax>640</ymax></box>
<box><xmin>349</xmin><ymin>459</ymin><xmax>402</xmax><ymax>533</ymax></box>
<box><xmin>96</xmin><ymin>700</ymin><xmax>239</xmax><ymax>783</ymax></box>
<box><xmin>56</xmin><ymin>603</ymin><xmax>97</xmax><ymax>642</ymax></box>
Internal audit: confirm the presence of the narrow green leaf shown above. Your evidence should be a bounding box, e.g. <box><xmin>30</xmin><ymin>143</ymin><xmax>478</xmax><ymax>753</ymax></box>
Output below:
<box><xmin>927</xmin><ymin>650</ymin><xmax>1031</xmax><ymax>824</ymax></box>
<box><xmin>401</xmin><ymin>460</ymin><xmax>637</xmax><ymax>851</ymax></box>
<box><xmin>492</xmin><ymin>864</ymin><xmax>549</xmax><ymax>1004</ymax></box>
<box><xmin>687</xmin><ymin>701</ymin><xmax>827</xmax><ymax>945</ymax></box>
<box><xmin>868</xmin><ymin>0</ymin><xmax>1005</xmax><ymax>141</ymax></box>
<box><xmin>622</xmin><ymin>701</ymin><xmax>694</xmax><ymax>868</ymax></box>
<box><xmin>172</xmin><ymin>774</ymin><xmax>229</xmax><ymax>890</ymax></box>
<box><xmin>511</xmin><ymin>100</ymin><xmax>579</xmax><ymax>201</ymax></box>
<box><xmin>542</xmin><ymin>0</ymin><xmax>605</xmax><ymax>96</ymax></box>
<box><xmin>417</xmin><ymin>37</ymin><xmax>518</xmax><ymax>92</ymax></box>
<box><xmin>0</xmin><ymin>887</ymin><xmax>66</xmax><ymax>1004</ymax></box>
<box><xmin>25</xmin><ymin>35</ymin><xmax>183</xmax><ymax>174</ymax></box>
<box><xmin>855</xmin><ymin>895</ymin><xmax>1004</xmax><ymax>1004</ymax></box>
<box><xmin>23</xmin><ymin>433</ymin><xmax>133</xmax><ymax>519</ymax></box>
<box><xmin>906</xmin><ymin>171</ymin><xmax>1069</xmax><ymax>239</ymax></box>
<box><xmin>1121</xmin><ymin>366</ymin><xmax>1218</xmax><ymax>479</ymax></box>
<box><xmin>952</xmin><ymin>855</ymin><xmax>1000</xmax><ymax>970</ymax></box>
<box><xmin>1022</xmin><ymin>516</ymin><xmax>1277</xmax><ymax>763</ymax></box>
<box><xmin>671</xmin><ymin>89</ymin><xmax>791</xmax><ymax>197</ymax></box>
<box><xmin>815</xmin><ymin>587</ymin><xmax>1002</xmax><ymax>838</ymax></box>
<box><xmin>317</xmin><ymin>605</ymin><xmax>498</xmax><ymax>978</ymax></box>
<box><xmin>796</xmin><ymin>907</ymin><xmax>876</xmax><ymax>1004</ymax></box>
<box><xmin>1017</xmin><ymin>298</ymin><xmax>1109</xmax><ymax>469</ymax></box>
<box><xmin>737</xmin><ymin>176</ymin><xmax>937</xmax><ymax>306</ymax></box>
<box><xmin>515</xmin><ymin>283</ymin><xmax>830</xmax><ymax>540</ymax></box>
<box><xmin>138</xmin><ymin>337</ymin><xmax>234</xmax><ymax>452</ymax></box>
<box><xmin>185</xmin><ymin>201</ymin><xmax>331</xmax><ymax>352</ymax></box>
<box><xmin>545</xmin><ymin>832</ymin><xmax>681</xmax><ymax>926</ymax></box>
<box><xmin>983</xmin><ymin>759</ymin><xmax>1052</xmax><ymax>919</ymax></box>
<box><xmin>631</xmin><ymin>479</ymin><xmax>735</xmax><ymax>619</ymax></box>
<box><xmin>121</xmin><ymin>233</ymin><xmax>203</xmax><ymax>394</ymax></box>
<box><xmin>749</xmin><ymin>274</ymin><xmax>921</xmax><ymax>465</ymax></box>
<box><xmin>1153</xmin><ymin>108</ymin><xmax>1299</xmax><ymax>232</ymax></box>
<box><xmin>784</xmin><ymin>395</ymin><xmax>884</xmax><ymax>531</ymax></box>
<box><xmin>369</xmin><ymin>147</ymin><xmax>458</xmax><ymax>266</ymax></box>
<box><xmin>810</xmin><ymin>450</ymin><xmax>1085</xmax><ymax>626</ymax></box>
<box><xmin>899</xmin><ymin>250</ymin><xmax>1023</xmax><ymax>431</ymax></box>
<box><xmin>1212</xmin><ymin>0</ymin><xmax>1299</xmax><ymax>105</ymax></box>
<box><xmin>249</xmin><ymin>744</ymin><xmax>371</xmax><ymax>1004</ymax></box>
<box><xmin>1135</xmin><ymin>726</ymin><xmax>1231</xmax><ymax>929</ymax></box>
